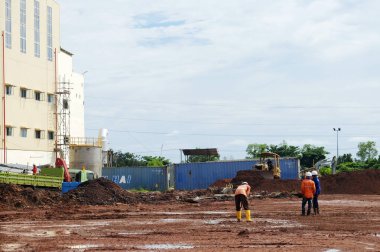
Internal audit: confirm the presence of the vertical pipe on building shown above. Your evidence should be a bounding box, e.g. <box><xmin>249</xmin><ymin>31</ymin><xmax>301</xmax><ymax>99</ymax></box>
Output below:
<box><xmin>2</xmin><ymin>31</ymin><xmax>6</xmax><ymax>164</ymax></box>
<box><xmin>54</xmin><ymin>48</ymin><xmax>58</xmax><ymax>160</ymax></box>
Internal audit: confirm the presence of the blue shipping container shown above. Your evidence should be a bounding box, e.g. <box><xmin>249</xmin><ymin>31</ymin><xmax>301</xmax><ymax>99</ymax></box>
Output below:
<box><xmin>102</xmin><ymin>166</ymin><xmax>168</xmax><ymax>192</ymax></box>
<box><xmin>174</xmin><ymin>159</ymin><xmax>299</xmax><ymax>190</ymax></box>
<box><xmin>279</xmin><ymin>158</ymin><xmax>300</xmax><ymax>180</ymax></box>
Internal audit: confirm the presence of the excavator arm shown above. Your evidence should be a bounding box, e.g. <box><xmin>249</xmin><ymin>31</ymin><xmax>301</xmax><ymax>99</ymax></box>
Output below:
<box><xmin>55</xmin><ymin>158</ymin><xmax>71</xmax><ymax>182</ymax></box>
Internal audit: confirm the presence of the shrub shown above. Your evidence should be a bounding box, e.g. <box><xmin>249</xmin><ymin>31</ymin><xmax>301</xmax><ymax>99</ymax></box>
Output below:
<box><xmin>319</xmin><ymin>167</ymin><xmax>332</xmax><ymax>176</ymax></box>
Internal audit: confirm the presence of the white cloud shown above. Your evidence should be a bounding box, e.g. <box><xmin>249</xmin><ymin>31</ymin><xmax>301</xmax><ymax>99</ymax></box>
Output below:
<box><xmin>61</xmin><ymin>0</ymin><xmax>380</xmax><ymax>161</ymax></box>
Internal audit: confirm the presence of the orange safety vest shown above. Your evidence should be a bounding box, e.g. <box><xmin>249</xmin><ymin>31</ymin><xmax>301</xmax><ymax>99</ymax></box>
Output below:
<box><xmin>301</xmin><ymin>179</ymin><xmax>316</xmax><ymax>198</ymax></box>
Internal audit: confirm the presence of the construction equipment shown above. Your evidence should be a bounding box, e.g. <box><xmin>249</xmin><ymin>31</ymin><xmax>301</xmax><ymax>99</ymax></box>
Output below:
<box><xmin>253</xmin><ymin>152</ymin><xmax>281</xmax><ymax>179</ymax></box>
<box><xmin>0</xmin><ymin>158</ymin><xmax>94</xmax><ymax>189</ymax></box>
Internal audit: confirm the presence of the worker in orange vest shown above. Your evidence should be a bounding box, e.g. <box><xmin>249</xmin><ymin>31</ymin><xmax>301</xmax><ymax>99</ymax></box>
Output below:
<box><xmin>235</xmin><ymin>182</ymin><xmax>252</xmax><ymax>222</ymax></box>
<box><xmin>32</xmin><ymin>164</ymin><xmax>38</xmax><ymax>175</ymax></box>
<box><xmin>301</xmin><ymin>172</ymin><xmax>316</xmax><ymax>216</ymax></box>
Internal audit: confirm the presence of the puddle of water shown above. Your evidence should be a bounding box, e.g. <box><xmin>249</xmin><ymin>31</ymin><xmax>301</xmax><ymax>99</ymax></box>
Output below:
<box><xmin>119</xmin><ymin>231</ymin><xmax>148</xmax><ymax>235</ymax></box>
<box><xmin>159</xmin><ymin>218</ymin><xmax>191</xmax><ymax>223</ymax></box>
<box><xmin>325</xmin><ymin>249</ymin><xmax>341</xmax><ymax>252</ymax></box>
<box><xmin>203</xmin><ymin>219</ymin><xmax>223</xmax><ymax>225</ymax></box>
<box><xmin>257</xmin><ymin>218</ymin><xmax>303</xmax><ymax>228</ymax></box>
<box><xmin>160</xmin><ymin>211</ymin><xmax>229</xmax><ymax>215</ymax></box>
<box><xmin>319</xmin><ymin>200</ymin><xmax>380</xmax><ymax>207</ymax></box>
<box><xmin>69</xmin><ymin>244</ymin><xmax>100</xmax><ymax>249</ymax></box>
<box><xmin>2</xmin><ymin>243</ymin><xmax>24</xmax><ymax>252</ymax></box>
<box><xmin>0</xmin><ymin>230</ymin><xmax>56</xmax><ymax>238</ymax></box>
<box><xmin>141</xmin><ymin>244</ymin><xmax>194</xmax><ymax>250</ymax></box>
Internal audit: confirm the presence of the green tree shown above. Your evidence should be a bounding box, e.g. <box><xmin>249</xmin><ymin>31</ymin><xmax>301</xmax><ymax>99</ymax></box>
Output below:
<box><xmin>109</xmin><ymin>149</ymin><xmax>171</xmax><ymax>167</ymax></box>
<box><xmin>267</xmin><ymin>141</ymin><xmax>301</xmax><ymax>158</ymax></box>
<box><xmin>246</xmin><ymin>144</ymin><xmax>268</xmax><ymax>159</ymax></box>
<box><xmin>300</xmin><ymin>144</ymin><xmax>329</xmax><ymax>168</ymax></box>
<box><xmin>142</xmin><ymin>156</ymin><xmax>170</xmax><ymax>167</ymax></box>
<box><xmin>338</xmin><ymin>153</ymin><xmax>353</xmax><ymax>163</ymax></box>
<box><xmin>188</xmin><ymin>154</ymin><xmax>220</xmax><ymax>163</ymax></box>
<box><xmin>356</xmin><ymin>141</ymin><xmax>378</xmax><ymax>162</ymax></box>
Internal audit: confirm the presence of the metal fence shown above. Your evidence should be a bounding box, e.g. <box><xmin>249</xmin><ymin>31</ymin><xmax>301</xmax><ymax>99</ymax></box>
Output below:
<box><xmin>174</xmin><ymin>159</ymin><xmax>300</xmax><ymax>190</ymax></box>
<box><xmin>102</xmin><ymin>166</ymin><xmax>169</xmax><ymax>191</ymax></box>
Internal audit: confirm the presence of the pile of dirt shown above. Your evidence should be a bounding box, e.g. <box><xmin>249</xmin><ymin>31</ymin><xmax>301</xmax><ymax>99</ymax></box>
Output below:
<box><xmin>0</xmin><ymin>183</ymin><xmax>60</xmax><ymax>209</ymax></box>
<box><xmin>320</xmin><ymin>169</ymin><xmax>380</xmax><ymax>194</ymax></box>
<box><xmin>210</xmin><ymin>178</ymin><xmax>232</xmax><ymax>188</ymax></box>
<box><xmin>62</xmin><ymin>178</ymin><xmax>138</xmax><ymax>205</ymax></box>
<box><xmin>62</xmin><ymin>178</ymin><xmax>213</xmax><ymax>205</ymax></box>
<box><xmin>229</xmin><ymin>170</ymin><xmax>299</xmax><ymax>193</ymax></box>
<box><xmin>226</xmin><ymin>169</ymin><xmax>380</xmax><ymax>195</ymax></box>
<box><xmin>0</xmin><ymin>178</ymin><xmax>214</xmax><ymax>208</ymax></box>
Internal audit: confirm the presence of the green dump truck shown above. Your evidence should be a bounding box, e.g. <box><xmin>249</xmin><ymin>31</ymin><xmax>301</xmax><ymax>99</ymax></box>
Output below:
<box><xmin>0</xmin><ymin>167</ymin><xmax>94</xmax><ymax>189</ymax></box>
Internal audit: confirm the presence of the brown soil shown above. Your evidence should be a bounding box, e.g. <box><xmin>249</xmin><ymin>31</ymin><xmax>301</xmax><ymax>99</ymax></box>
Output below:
<box><xmin>1</xmin><ymin>173</ymin><xmax>380</xmax><ymax>251</ymax></box>
<box><xmin>216</xmin><ymin>169</ymin><xmax>380</xmax><ymax>195</ymax></box>
<box><xmin>0</xmin><ymin>183</ymin><xmax>61</xmax><ymax>209</ymax></box>
<box><xmin>0</xmin><ymin>178</ymin><xmax>213</xmax><ymax>210</ymax></box>
<box><xmin>0</xmin><ymin>195</ymin><xmax>379</xmax><ymax>251</ymax></box>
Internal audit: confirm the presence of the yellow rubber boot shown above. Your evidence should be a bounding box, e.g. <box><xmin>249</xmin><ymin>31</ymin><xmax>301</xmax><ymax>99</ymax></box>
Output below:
<box><xmin>236</xmin><ymin>211</ymin><xmax>242</xmax><ymax>222</ymax></box>
<box><xmin>245</xmin><ymin>210</ymin><xmax>252</xmax><ymax>222</ymax></box>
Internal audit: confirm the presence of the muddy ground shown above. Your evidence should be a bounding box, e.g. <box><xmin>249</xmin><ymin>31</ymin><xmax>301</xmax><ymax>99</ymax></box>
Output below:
<box><xmin>1</xmin><ymin>171</ymin><xmax>379</xmax><ymax>251</ymax></box>
<box><xmin>0</xmin><ymin>194</ymin><xmax>379</xmax><ymax>251</ymax></box>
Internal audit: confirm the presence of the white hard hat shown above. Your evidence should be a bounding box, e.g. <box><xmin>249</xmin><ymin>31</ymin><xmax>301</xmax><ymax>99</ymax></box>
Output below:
<box><xmin>242</xmin><ymin>182</ymin><xmax>248</xmax><ymax>185</ymax></box>
<box><xmin>305</xmin><ymin>172</ymin><xmax>312</xmax><ymax>177</ymax></box>
<box><xmin>311</xmin><ymin>171</ymin><xmax>318</xmax><ymax>176</ymax></box>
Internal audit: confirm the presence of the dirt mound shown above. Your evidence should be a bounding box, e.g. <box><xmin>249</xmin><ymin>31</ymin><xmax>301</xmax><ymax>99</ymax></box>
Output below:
<box><xmin>62</xmin><ymin>178</ymin><xmax>213</xmax><ymax>205</ymax></box>
<box><xmin>320</xmin><ymin>169</ymin><xmax>380</xmax><ymax>194</ymax></box>
<box><xmin>0</xmin><ymin>178</ymin><xmax>214</xmax><ymax>209</ymax></box>
<box><xmin>62</xmin><ymin>177</ymin><xmax>138</xmax><ymax>205</ymax></box>
<box><xmin>0</xmin><ymin>183</ymin><xmax>60</xmax><ymax>209</ymax></box>
<box><xmin>226</xmin><ymin>169</ymin><xmax>380</xmax><ymax>195</ymax></box>
<box><xmin>230</xmin><ymin>170</ymin><xmax>299</xmax><ymax>193</ymax></box>
<box><xmin>210</xmin><ymin>178</ymin><xmax>232</xmax><ymax>188</ymax></box>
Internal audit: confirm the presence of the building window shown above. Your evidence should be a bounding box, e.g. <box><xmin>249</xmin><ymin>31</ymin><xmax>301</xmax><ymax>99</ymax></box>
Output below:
<box><xmin>35</xmin><ymin>91</ymin><xmax>43</xmax><ymax>101</ymax></box>
<box><xmin>35</xmin><ymin>130</ymin><xmax>44</xmax><ymax>139</ymax></box>
<box><xmin>63</xmin><ymin>99</ymin><xmax>69</xmax><ymax>109</ymax></box>
<box><xmin>34</xmin><ymin>0</ymin><xmax>40</xmax><ymax>57</ymax></box>
<box><xmin>48</xmin><ymin>131</ymin><xmax>54</xmax><ymax>140</ymax></box>
<box><xmin>20</xmin><ymin>88</ymin><xmax>28</xmax><ymax>98</ymax></box>
<box><xmin>20</xmin><ymin>0</ymin><xmax>26</xmax><ymax>53</ymax></box>
<box><xmin>6</xmin><ymin>127</ymin><xmax>13</xmax><ymax>136</ymax></box>
<box><xmin>47</xmin><ymin>6</ymin><xmax>53</xmax><ymax>61</ymax></box>
<box><xmin>5</xmin><ymin>0</ymin><xmax>12</xmax><ymax>49</ymax></box>
<box><xmin>6</xmin><ymin>85</ymin><xmax>13</xmax><ymax>95</ymax></box>
<box><xmin>47</xmin><ymin>94</ymin><xmax>55</xmax><ymax>103</ymax></box>
<box><xmin>20</xmin><ymin>128</ymin><xmax>27</xmax><ymax>138</ymax></box>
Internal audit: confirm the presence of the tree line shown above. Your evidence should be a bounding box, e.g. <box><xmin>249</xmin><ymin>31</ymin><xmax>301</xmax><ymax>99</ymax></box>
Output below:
<box><xmin>108</xmin><ymin>140</ymin><xmax>379</xmax><ymax>171</ymax></box>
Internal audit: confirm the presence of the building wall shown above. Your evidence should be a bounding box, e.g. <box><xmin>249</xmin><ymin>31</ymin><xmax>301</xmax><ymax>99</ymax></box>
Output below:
<box><xmin>0</xmin><ymin>0</ymin><xmax>60</xmax><ymax>165</ymax></box>
<box><xmin>58</xmin><ymin>50</ymin><xmax>85</xmax><ymax>138</ymax></box>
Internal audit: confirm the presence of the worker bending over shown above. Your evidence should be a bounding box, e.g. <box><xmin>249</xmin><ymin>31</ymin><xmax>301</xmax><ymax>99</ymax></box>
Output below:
<box><xmin>235</xmin><ymin>182</ymin><xmax>252</xmax><ymax>222</ymax></box>
<box><xmin>301</xmin><ymin>172</ymin><xmax>316</xmax><ymax>216</ymax></box>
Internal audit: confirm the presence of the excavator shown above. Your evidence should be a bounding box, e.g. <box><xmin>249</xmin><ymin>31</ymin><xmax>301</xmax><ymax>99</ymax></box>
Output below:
<box><xmin>0</xmin><ymin>157</ymin><xmax>94</xmax><ymax>189</ymax></box>
<box><xmin>253</xmin><ymin>152</ymin><xmax>281</xmax><ymax>179</ymax></box>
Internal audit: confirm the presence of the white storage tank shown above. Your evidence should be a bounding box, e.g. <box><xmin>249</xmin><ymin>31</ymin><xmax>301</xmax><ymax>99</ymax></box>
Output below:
<box><xmin>98</xmin><ymin>128</ymin><xmax>109</xmax><ymax>165</ymax></box>
<box><xmin>69</xmin><ymin>146</ymin><xmax>102</xmax><ymax>178</ymax></box>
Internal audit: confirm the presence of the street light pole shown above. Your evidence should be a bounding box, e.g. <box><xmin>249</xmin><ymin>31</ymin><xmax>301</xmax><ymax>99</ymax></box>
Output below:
<box><xmin>333</xmin><ymin>128</ymin><xmax>341</xmax><ymax>174</ymax></box>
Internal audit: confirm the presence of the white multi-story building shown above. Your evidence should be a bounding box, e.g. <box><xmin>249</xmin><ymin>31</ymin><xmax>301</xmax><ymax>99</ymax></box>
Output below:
<box><xmin>0</xmin><ymin>0</ymin><xmax>85</xmax><ymax>166</ymax></box>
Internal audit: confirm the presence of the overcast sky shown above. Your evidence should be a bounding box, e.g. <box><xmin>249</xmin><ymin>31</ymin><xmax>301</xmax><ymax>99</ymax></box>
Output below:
<box><xmin>60</xmin><ymin>0</ymin><xmax>380</xmax><ymax>162</ymax></box>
